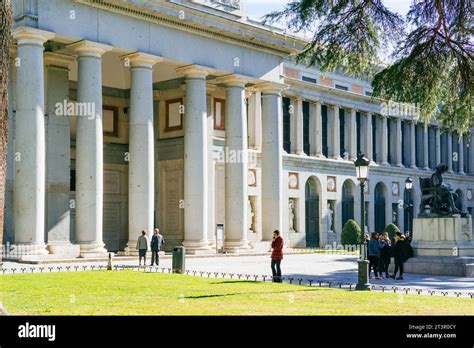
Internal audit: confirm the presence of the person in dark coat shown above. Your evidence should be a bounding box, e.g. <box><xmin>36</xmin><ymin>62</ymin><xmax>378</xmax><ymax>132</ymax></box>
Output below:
<box><xmin>368</xmin><ymin>232</ymin><xmax>381</xmax><ymax>279</ymax></box>
<box><xmin>136</xmin><ymin>230</ymin><xmax>148</xmax><ymax>266</ymax></box>
<box><xmin>390</xmin><ymin>232</ymin><xmax>407</xmax><ymax>280</ymax></box>
<box><xmin>150</xmin><ymin>228</ymin><xmax>165</xmax><ymax>266</ymax></box>
<box><xmin>378</xmin><ymin>232</ymin><xmax>391</xmax><ymax>278</ymax></box>
<box><xmin>270</xmin><ymin>230</ymin><xmax>284</xmax><ymax>283</ymax></box>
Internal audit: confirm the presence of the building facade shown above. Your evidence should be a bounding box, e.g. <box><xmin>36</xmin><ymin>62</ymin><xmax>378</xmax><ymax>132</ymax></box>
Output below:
<box><xmin>4</xmin><ymin>0</ymin><xmax>474</xmax><ymax>258</ymax></box>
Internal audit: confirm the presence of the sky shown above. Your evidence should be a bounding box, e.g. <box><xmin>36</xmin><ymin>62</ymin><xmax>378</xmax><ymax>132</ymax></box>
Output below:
<box><xmin>245</xmin><ymin>0</ymin><xmax>413</xmax><ymax>22</ymax></box>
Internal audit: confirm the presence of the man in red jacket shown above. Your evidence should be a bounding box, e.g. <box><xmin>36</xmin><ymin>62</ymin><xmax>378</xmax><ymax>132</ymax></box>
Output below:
<box><xmin>271</xmin><ymin>230</ymin><xmax>284</xmax><ymax>283</ymax></box>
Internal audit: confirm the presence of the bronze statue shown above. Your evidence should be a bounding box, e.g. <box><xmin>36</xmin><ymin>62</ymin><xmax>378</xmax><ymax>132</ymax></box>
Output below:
<box><xmin>419</xmin><ymin>164</ymin><xmax>464</xmax><ymax>216</ymax></box>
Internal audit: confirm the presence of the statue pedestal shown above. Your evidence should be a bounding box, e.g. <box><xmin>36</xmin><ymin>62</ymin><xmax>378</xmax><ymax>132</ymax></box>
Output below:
<box><xmin>406</xmin><ymin>216</ymin><xmax>474</xmax><ymax>276</ymax></box>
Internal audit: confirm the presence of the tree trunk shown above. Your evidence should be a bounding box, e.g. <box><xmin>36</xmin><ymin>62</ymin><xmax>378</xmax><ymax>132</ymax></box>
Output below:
<box><xmin>0</xmin><ymin>0</ymin><xmax>13</xmax><ymax>266</ymax></box>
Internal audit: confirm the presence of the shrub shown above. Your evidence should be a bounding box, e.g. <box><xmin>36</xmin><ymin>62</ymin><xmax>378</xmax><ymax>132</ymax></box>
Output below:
<box><xmin>384</xmin><ymin>223</ymin><xmax>400</xmax><ymax>239</ymax></box>
<box><xmin>341</xmin><ymin>219</ymin><xmax>362</xmax><ymax>246</ymax></box>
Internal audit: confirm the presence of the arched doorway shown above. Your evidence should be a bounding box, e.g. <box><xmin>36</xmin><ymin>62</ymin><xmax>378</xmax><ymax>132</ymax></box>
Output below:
<box><xmin>305</xmin><ymin>177</ymin><xmax>320</xmax><ymax>247</ymax></box>
<box><xmin>403</xmin><ymin>188</ymin><xmax>414</xmax><ymax>234</ymax></box>
<box><xmin>374</xmin><ymin>182</ymin><xmax>387</xmax><ymax>233</ymax></box>
<box><xmin>342</xmin><ymin>180</ymin><xmax>355</xmax><ymax>227</ymax></box>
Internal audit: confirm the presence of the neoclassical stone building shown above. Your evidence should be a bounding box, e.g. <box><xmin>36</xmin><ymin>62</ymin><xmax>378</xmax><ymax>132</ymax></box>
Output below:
<box><xmin>4</xmin><ymin>0</ymin><xmax>474</xmax><ymax>258</ymax></box>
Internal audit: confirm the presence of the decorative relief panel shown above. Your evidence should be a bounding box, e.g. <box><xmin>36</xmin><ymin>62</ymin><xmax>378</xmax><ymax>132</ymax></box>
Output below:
<box><xmin>104</xmin><ymin>171</ymin><xmax>121</xmax><ymax>194</ymax></box>
<box><xmin>288</xmin><ymin>172</ymin><xmax>299</xmax><ymax>189</ymax></box>
<box><xmin>248</xmin><ymin>169</ymin><xmax>257</xmax><ymax>187</ymax></box>
<box><xmin>327</xmin><ymin>176</ymin><xmax>336</xmax><ymax>192</ymax></box>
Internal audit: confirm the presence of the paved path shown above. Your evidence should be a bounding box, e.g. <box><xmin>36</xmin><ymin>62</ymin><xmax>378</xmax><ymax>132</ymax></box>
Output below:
<box><xmin>2</xmin><ymin>253</ymin><xmax>473</xmax><ymax>296</ymax></box>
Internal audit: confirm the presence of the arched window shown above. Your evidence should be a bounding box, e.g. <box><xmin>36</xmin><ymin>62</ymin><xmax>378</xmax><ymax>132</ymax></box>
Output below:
<box><xmin>374</xmin><ymin>183</ymin><xmax>387</xmax><ymax>233</ymax></box>
<box><xmin>341</xmin><ymin>180</ymin><xmax>355</xmax><ymax>227</ymax></box>
<box><xmin>305</xmin><ymin>177</ymin><xmax>320</xmax><ymax>247</ymax></box>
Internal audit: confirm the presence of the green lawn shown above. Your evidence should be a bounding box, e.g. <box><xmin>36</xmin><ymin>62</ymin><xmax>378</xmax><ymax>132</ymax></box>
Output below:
<box><xmin>0</xmin><ymin>271</ymin><xmax>472</xmax><ymax>315</ymax></box>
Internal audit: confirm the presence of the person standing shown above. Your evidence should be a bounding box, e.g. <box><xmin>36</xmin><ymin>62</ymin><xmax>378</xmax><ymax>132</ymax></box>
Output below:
<box><xmin>150</xmin><ymin>228</ymin><xmax>165</xmax><ymax>266</ymax></box>
<box><xmin>270</xmin><ymin>230</ymin><xmax>283</xmax><ymax>283</ymax></box>
<box><xmin>136</xmin><ymin>230</ymin><xmax>149</xmax><ymax>266</ymax></box>
<box><xmin>368</xmin><ymin>232</ymin><xmax>381</xmax><ymax>279</ymax></box>
<box><xmin>391</xmin><ymin>232</ymin><xmax>407</xmax><ymax>280</ymax></box>
<box><xmin>378</xmin><ymin>232</ymin><xmax>391</xmax><ymax>278</ymax></box>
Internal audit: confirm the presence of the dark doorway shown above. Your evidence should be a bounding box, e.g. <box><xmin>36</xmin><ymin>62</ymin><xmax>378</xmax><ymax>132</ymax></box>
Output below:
<box><xmin>374</xmin><ymin>183</ymin><xmax>386</xmax><ymax>233</ymax></box>
<box><xmin>341</xmin><ymin>180</ymin><xmax>355</xmax><ymax>227</ymax></box>
<box><xmin>305</xmin><ymin>178</ymin><xmax>320</xmax><ymax>247</ymax></box>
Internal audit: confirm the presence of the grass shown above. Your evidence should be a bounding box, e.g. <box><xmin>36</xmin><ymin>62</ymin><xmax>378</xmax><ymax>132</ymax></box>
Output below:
<box><xmin>1</xmin><ymin>271</ymin><xmax>472</xmax><ymax>315</ymax></box>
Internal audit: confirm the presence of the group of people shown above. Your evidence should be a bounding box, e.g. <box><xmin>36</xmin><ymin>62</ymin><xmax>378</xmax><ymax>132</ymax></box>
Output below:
<box><xmin>367</xmin><ymin>231</ymin><xmax>413</xmax><ymax>280</ymax></box>
<box><xmin>136</xmin><ymin>228</ymin><xmax>165</xmax><ymax>266</ymax></box>
<box><xmin>134</xmin><ymin>227</ymin><xmax>412</xmax><ymax>283</ymax></box>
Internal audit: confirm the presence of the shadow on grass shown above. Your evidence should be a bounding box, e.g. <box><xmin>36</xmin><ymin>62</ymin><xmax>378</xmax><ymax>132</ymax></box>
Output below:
<box><xmin>184</xmin><ymin>288</ymin><xmax>318</xmax><ymax>299</ymax></box>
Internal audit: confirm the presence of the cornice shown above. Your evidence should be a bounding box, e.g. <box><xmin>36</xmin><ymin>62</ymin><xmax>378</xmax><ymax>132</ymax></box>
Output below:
<box><xmin>74</xmin><ymin>0</ymin><xmax>300</xmax><ymax>57</ymax></box>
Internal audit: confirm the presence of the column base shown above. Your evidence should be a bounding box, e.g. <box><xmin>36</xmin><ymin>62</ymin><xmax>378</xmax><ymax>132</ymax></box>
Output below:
<box><xmin>410</xmin><ymin>165</ymin><xmax>417</xmax><ymax>169</ymax></box>
<box><xmin>78</xmin><ymin>242</ymin><xmax>108</xmax><ymax>258</ymax></box>
<box><xmin>396</xmin><ymin>163</ymin><xmax>404</xmax><ymax>168</ymax></box>
<box><xmin>224</xmin><ymin>240</ymin><xmax>251</xmax><ymax>254</ymax></box>
<box><xmin>4</xmin><ymin>243</ymin><xmax>49</xmax><ymax>261</ymax></box>
<box><xmin>315</xmin><ymin>154</ymin><xmax>325</xmax><ymax>159</ymax></box>
<box><xmin>182</xmin><ymin>240</ymin><xmax>213</xmax><ymax>255</ymax></box>
<box><xmin>47</xmin><ymin>241</ymin><xmax>81</xmax><ymax>259</ymax></box>
<box><xmin>381</xmin><ymin>161</ymin><xmax>389</xmax><ymax>166</ymax></box>
<box><xmin>459</xmin><ymin>171</ymin><xmax>465</xmax><ymax>175</ymax></box>
<box><xmin>423</xmin><ymin>166</ymin><xmax>431</xmax><ymax>171</ymax></box>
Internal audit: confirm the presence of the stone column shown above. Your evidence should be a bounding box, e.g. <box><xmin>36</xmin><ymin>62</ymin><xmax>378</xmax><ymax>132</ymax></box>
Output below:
<box><xmin>69</xmin><ymin>40</ymin><xmax>112</xmax><ymax>257</ymax></box>
<box><xmin>331</xmin><ymin>105</ymin><xmax>341</xmax><ymax>159</ymax></box>
<box><xmin>248</xmin><ymin>89</ymin><xmax>262</xmax><ymax>150</ymax></box>
<box><xmin>365</xmin><ymin>112</ymin><xmax>373</xmax><ymax>162</ymax></box>
<box><xmin>217</xmin><ymin>75</ymin><xmax>250</xmax><ymax>252</ymax></box>
<box><xmin>122</xmin><ymin>52</ymin><xmax>161</xmax><ymax>251</ymax></box>
<box><xmin>313</xmin><ymin>101</ymin><xmax>323</xmax><ymax>157</ymax></box>
<box><xmin>395</xmin><ymin>118</ymin><xmax>403</xmax><ymax>167</ymax></box>
<box><xmin>295</xmin><ymin>97</ymin><xmax>304</xmax><ymax>155</ymax></box>
<box><xmin>380</xmin><ymin>115</ymin><xmax>389</xmax><ymax>165</ymax></box>
<box><xmin>447</xmin><ymin>130</ymin><xmax>453</xmax><ymax>173</ymax></box>
<box><xmin>176</xmin><ymin>65</ymin><xmax>211</xmax><ymax>253</ymax></box>
<box><xmin>348</xmin><ymin>108</ymin><xmax>357</xmax><ymax>160</ymax></box>
<box><xmin>435</xmin><ymin>126</ymin><xmax>441</xmax><ymax>166</ymax></box>
<box><xmin>206</xmin><ymin>84</ymin><xmax>217</xmax><ymax>247</ymax></box>
<box><xmin>12</xmin><ymin>27</ymin><xmax>54</xmax><ymax>256</ymax></box>
<box><xmin>459</xmin><ymin>134</ymin><xmax>465</xmax><ymax>175</ymax></box>
<box><xmin>410</xmin><ymin>120</ymin><xmax>417</xmax><ymax>169</ymax></box>
<box><xmin>4</xmin><ymin>48</ymin><xmax>16</xmax><ymax>244</ymax></box>
<box><xmin>44</xmin><ymin>52</ymin><xmax>78</xmax><ymax>257</ymax></box>
<box><xmin>259</xmin><ymin>82</ymin><xmax>286</xmax><ymax>240</ymax></box>
<box><xmin>423</xmin><ymin>124</ymin><xmax>430</xmax><ymax>170</ymax></box>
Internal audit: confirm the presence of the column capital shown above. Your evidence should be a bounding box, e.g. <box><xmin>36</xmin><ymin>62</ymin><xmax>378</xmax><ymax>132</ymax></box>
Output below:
<box><xmin>214</xmin><ymin>74</ymin><xmax>248</xmax><ymax>87</ymax></box>
<box><xmin>206</xmin><ymin>83</ymin><xmax>218</xmax><ymax>94</ymax></box>
<box><xmin>44</xmin><ymin>52</ymin><xmax>75</xmax><ymax>69</ymax></box>
<box><xmin>120</xmin><ymin>52</ymin><xmax>162</xmax><ymax>68</ymax></box>
<box><xmin>176</xmin><ymin>64</ymin><xmax>211</xmax><ymax>79</ymax></box>
<box><xmin>12</xmin><ymin>26</ymin><xmax>55</xmax><ymax>46</ymax></box>
<box><xmin>68</xmin><ymin>40</ymin><xmax>112</xmax><ymax>57</ymax></box>
<box><xmin>255</xmin><ymin>81</ymin><xmax>288</xmax><ymax>95</ymax></box>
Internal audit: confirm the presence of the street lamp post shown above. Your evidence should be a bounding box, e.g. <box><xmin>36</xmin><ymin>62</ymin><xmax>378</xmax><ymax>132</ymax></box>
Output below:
<box><xmin>354</xmin><ymin>153</ymin><xmax>370</xmax><ymax>291</ymax></box>
<box><xmin>405</xmin><ymin>177</ymin><xmax>413</xmax><ymax>236</ymax></box>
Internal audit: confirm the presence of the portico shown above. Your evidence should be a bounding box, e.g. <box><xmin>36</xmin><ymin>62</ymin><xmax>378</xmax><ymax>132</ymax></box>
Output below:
<box><xmin>4</xmin><ymin>0</ymin><xmax>474</xmax><ymax>261</ymax></box>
